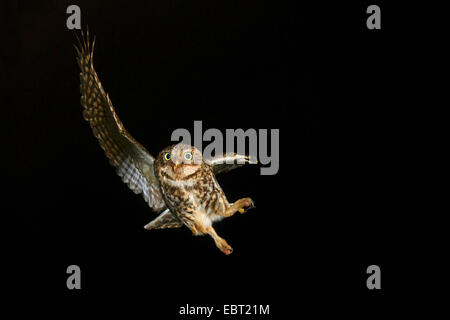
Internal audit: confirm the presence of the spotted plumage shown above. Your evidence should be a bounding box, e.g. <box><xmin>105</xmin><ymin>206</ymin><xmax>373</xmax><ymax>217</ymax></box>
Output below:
<box><xmin>76</xmin><ymin>30</ymin><xmax>255</xmax><ymax>254</ymax></box>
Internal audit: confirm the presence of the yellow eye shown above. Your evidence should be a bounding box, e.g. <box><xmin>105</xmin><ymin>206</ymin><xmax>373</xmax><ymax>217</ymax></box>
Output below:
<box><xmin>184</xmin><ymin>152</ymin><xmax>193</xmax><ymax>161</ymax></box>
<box><xmin>164</xmin><ymin>152</ymin><xmax>171</xmax><ymax>161</ymax></box>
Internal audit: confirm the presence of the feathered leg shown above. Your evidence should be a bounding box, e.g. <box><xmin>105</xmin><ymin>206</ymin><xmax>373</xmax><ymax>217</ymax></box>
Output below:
<box><xmin>219</xmin><ymin>197</ymin><xmax>255</xmax><ymax>218</ymax></box>
<box><xmin>205</xmin><ymin>226</ymin><xmax>233</xmax><ymax>255</ymax></box>
<box><xmin>182</xmin><ymin>214</ymin><xmax>233</xmax><ymax>255</ymax></box>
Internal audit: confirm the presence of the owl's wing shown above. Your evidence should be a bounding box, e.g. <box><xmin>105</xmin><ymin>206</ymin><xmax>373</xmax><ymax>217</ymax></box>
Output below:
<box><xmin>75</xmin><ymin>30</ymin><xmax>166</xmax><ymax>213</ymax></box>
<box><xmin>206</xmin><ymin>153</ymin><xmax>257</xmax><ymax>175</ymax></box>
<box><xmin>143</xmin><ymin>209</ymin><xmax>183</xmax><ymax>230</ymax></box>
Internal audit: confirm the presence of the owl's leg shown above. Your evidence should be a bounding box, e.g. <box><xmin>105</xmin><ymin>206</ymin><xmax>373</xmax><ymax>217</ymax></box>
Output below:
<box><xmin>188</xmin><ymin>219</ymin><xmax>233</xmax><ymax>254</ymax></box>
<box><xmin>180</xmin><ymin>211</ymin><xmax>204</xmax><ymax>236</ymax></box>
<box><xmin>180</xmin><ymin>210</ymin><xmax>233</xmax><ymax>255</ymax></box>
<box><xmin>220</xmin><ymin>197</ymin><xmax>255</xmax><ymax>218</ymax></box>
<box><xmin>205</xmin><ymin>226</ymin><xmax>233</xmax><ymax>255</ymax></box>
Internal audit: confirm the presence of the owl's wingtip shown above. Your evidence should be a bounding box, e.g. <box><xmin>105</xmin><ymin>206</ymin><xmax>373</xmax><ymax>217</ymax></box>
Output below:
<box><xmin>248</xmin><ymin>155</ymin><xmax>258</xmax><ymax>164</ymax></box>
<box><xmin>144</xmin><ymin>224</ymin><xmax>152</xmax><ymax>230</ymax></box>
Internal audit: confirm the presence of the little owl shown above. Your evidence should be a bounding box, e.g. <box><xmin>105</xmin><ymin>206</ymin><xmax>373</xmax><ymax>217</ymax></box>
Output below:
<box><xmin>75</xmin><ymin>31</ymin><xmax>255</xmax><ymax>254</ymax></box>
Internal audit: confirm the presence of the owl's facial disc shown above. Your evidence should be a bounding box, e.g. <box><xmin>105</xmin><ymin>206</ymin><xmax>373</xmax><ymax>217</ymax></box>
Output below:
<box><xmin>163</xmin><ymin>144</ymin><xmax>203</xmax><ymax>179</ymax></box>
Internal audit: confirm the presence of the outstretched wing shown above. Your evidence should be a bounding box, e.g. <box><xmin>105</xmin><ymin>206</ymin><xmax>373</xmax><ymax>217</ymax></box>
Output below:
<box><xmin>75</xmin><ymin>30</ymin><xmax>166</xmax><ymax>213</ymax></box>
<box><xmin>205</xmin><ymin>153</ymin><xmax>257</xmax><ymax>175</ymax></box>
<box><xmin>143</xmin><ymin>209</ymin><xmax>183</xmax><ymax>230</ymax></box>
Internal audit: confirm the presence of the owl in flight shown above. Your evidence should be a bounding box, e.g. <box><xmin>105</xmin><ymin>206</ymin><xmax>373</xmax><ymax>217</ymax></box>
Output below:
<box><xmin>75</xmin><ymin>31</ymin><xmax>255</xmax><ymax>255</ymax></box>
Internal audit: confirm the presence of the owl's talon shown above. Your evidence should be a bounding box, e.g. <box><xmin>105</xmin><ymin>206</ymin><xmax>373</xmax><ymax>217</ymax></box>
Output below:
<box><xmin>221</xmin><ymin>245</ymin><xmax>233</xmax><ymax>255</ymax></box>
<box><xmin>240</xmin><ymin>198</ymin><xmax>255</xmax><ymax>213</ymax></box>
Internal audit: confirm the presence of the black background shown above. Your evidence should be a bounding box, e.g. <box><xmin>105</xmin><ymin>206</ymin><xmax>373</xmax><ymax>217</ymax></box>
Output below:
<box><xmin>1</xmin><ymin>0</ymin><xmax>449</xmax><ymax>304</ymax></box>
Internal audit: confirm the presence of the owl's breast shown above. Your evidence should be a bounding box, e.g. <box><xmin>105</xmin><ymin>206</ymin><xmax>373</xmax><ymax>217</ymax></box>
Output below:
<box><xmin>159</xmin><ymin>178</ymin><xmax>193</xmax><ymax>210</ymax></box>
<box><xmin>159</xmin><ymin>172</ymin><xmax>229</xmax><ymax>220</ymax></box>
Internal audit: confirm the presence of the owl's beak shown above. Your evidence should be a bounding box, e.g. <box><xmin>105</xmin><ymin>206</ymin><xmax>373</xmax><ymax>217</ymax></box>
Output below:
<box><xmin>173</xmin><ymin>164</ymin><xmax>180</xmax><ymax>172</ymax></box>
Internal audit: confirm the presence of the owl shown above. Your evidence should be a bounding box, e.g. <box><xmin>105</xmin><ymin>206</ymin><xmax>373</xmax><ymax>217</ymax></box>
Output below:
<box><xmin>75</xmin><ymin>31</ymin><xmax>255</xmax><ymax>254</ymax></box>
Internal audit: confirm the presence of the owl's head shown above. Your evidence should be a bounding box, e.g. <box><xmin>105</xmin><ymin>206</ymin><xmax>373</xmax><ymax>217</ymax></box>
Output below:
<box><xmin>156</xmin><ymin>144</ymin><xmax>204</xmax><ymax>180</ymax></box>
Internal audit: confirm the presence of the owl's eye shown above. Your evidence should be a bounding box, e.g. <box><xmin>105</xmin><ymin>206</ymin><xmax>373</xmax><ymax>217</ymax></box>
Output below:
<box><xmin>164</xmin><ymin>152</ymin><xmax>171</xmax><ymax>161</ymax></box>
<box><xmin>184</xmin><ymin>152</ymin><xmax>193</xmax><ymax>161</ymax></box>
